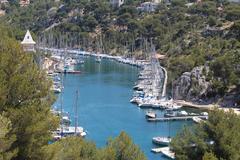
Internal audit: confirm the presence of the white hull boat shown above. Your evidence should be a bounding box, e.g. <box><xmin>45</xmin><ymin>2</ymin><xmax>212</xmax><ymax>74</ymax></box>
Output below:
<box><xmin>96</xmin><ymin>57</ymin><xmax>101</xmax><ymax>63</ymax></box>
<box><xmin>152</xmin><ymin>136</ymin><xmax>171</xmax><ymax>146</ymax></box>
<box><xmin>146</xmin><ymin>111</ymin><xmax>157</xmax><ymax>118</ymax></box>
<box><xmin>55</xmin><ymin>126</ymin><xmax>86</xmax><ymax>137</ymax></box>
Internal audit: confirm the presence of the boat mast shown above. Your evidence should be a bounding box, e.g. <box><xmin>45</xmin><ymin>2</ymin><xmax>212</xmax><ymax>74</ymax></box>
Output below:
<box><xmin>60</xmin><ymin>34</ymin><xmax>67</xmax><ymax>137</ymax></box>
<box><xmin>168</xmin><ymin>120</ymin><xmax>171</xmax><ymax>138</ymax></box>
<box><xmin>60</xmin><ymin>35</ymin><xmax>64</xmax><ymax>138</ymax></box>
<box><xmin>74</xmin><ymin>90</ymin><xmax>79</xmax><ymax>135</ymax></box>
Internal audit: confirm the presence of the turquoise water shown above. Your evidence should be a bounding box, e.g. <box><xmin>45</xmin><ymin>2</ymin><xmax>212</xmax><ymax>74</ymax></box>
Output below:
<box><xmin>54</xmin><ymin>57</ymin><xmax>193</xmax><ymax>160</ymax></box>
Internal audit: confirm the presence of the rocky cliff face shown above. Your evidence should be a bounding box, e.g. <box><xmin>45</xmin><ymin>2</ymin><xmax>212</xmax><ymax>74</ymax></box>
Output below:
<box><xmin>173</xmin><ymin>66</ymin><xmax>213</xmax><ymax>103</ymax></box>
<box><xmin>173</xmin><ymin>66</ymin><xmax>240</xmax><ymax>107</ymax></box>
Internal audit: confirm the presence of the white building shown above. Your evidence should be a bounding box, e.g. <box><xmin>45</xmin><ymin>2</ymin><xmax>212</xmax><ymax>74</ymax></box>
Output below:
<box><xmin>138</xmin><ymin>2</ymin><xmax>159</xmax><ymax>12</ymax></box>
<box><xmin>0</xmin><ymin>0</ymin><xmax>9</xmax><ymax>4</ymax></box>
<box><xmin>153</xmin><ymin>0</ymin><xmax>162</xmax><ymax>3</ymax></box>
<box><xmin>110</xmin><ymin>0</ymin><xmax>124</xmax><ymax>8</ymax></box>
<box><xmin>19</xmin><ymin>0</ymin><xmax>30</xmax><ymax>7</ymax></box>
<box><xmin>21</xmin><ymin>30</ymin><xmax>36</xmax><ymax>52</ymax></box>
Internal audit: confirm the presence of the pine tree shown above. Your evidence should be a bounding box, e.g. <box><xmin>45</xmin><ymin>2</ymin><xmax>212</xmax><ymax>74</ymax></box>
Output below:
<box><xmin>0</xmin><ymin>27</ymin><xmax>59</xmax><ymax>160</ymax></box>
<box><xmin>0</xmin><ymin>114</ymin><xmax>17</xmax><ymax>160</ymax></box>
<box><xmin>171</xmin><ymin>109</ymin><xmax>240</xmax><ymax>160</ymax></box>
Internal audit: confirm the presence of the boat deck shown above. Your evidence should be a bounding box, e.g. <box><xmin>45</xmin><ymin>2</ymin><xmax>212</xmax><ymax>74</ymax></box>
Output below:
<box><xmin>151</xmin><ymin>147</ymin><xmax>175</xmax><ymax>159</ymax></box>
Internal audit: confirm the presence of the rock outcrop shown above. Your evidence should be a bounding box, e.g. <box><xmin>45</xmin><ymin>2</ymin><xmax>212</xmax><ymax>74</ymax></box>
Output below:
<box><xmin>173</xmin><ymin>66</ymin><xmax>212</xmax><ymax>103</ymax></box>
<box><xmin>173</xmin><ymin>65</ymin><xmax>240</xmax><ymax>107</ymax></box>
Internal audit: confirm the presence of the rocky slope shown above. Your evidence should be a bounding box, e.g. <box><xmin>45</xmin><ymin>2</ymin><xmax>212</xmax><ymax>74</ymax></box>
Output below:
<box><xmin>173</xmin><ymin>65</ymin><xmax>240</xmax><ymax>107</ymax></box>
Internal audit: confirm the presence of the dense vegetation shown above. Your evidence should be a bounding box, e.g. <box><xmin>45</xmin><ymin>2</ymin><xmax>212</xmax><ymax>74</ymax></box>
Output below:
<box><xmin>0</xmin><ymin>1</ymin><xmax>240</xmax><ymax>159</ymax></box>
<box><xmin>171</xmin><ymin>109</ymin><xmax>240</xmax><ymax>160</ymax></box>
<box><xmin>0</xmin><ymin>26</ymin><xmax>146</xmax><ymax>160</ymax></box>
<box><xmin>1</xmin><ymin>0</ymin><xmax>239</xmax><ymax>102</ymax></box>
<box><xmin>0</xmin><ymin>26</ymin><xmax>58</xmax><ymax>160</ymax></box>
<box><xmin>44</xmin><ymin>132</ymin><xmax>146</xmax><ymax>160</ymax></box>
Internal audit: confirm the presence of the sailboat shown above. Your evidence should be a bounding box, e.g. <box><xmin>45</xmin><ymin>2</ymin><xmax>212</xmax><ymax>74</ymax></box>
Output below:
<box><xmin>96</xmin><ymin>53</ymin><xmax>101</xmax><ymax>63</ymax></box>
<box><xmin>152</xmin><ymin>121</ymin><xmax>171</xmax><ymax>146</ymax></box>
<box><xmin>146</xmin><ymin>110</ymin><xmax>157</xmax><ymax>118</ymax></box>
<box><xmin>59</xmin><ymin>90</ymin><xmax>86</xmax><ymax>137</ymax></box>
<box><xmin>53</xmin><ymin>48</ymin><xmax>86</xmax><ymax>140</ymax></box>
<box><xmin>95</xmin><ymin>36</ymin><xmax>102</xmax><ymax>63</ymax></box>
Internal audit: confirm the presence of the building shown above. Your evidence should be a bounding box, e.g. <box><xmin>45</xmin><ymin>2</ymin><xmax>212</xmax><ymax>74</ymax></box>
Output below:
<box><xmin>153</xmin><ymin>0</ymin><xmax>162</xmax><ymax>3</ymax></box>
<box><xmin>0</xmin><ymin>0</ymin><xmax>9</xmax><ymax>4</ymax></box>
<box><xmin>0</xmin><ymin>9</ymin><xmax>5</xmax><ymax>16</ymax></box>
<box><xmin>19</xmin><ymin>0</ymin><xmax>30</xmax><ymax>7</ymax></box>
<box><xmin>110</xmin><ymin>0</ymin><xmax>124</xmax><ymax>8</ymax></box>
<box><xmin>137</xmin><ymin>2</ymin><xmax>159</xmax><ymax>12</ymax></box>
<box><xmin>21</xmin><ymin>30</ymin><xmax>36</xmax><ymax>52</ymax></box>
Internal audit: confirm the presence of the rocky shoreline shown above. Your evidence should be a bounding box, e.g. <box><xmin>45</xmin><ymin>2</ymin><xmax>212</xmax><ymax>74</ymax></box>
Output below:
<box><xmin>173</xmin><ymin>66</ymin><xmax>240</xmax><ymax>108</ymax></box>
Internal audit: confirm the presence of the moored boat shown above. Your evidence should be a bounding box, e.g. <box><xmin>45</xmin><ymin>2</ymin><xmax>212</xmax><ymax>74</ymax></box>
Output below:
<box><xmin>96</xmin><ymin>56</ymin><xmax>101</xmax><ymax>63</ymax></box>
<box><xmin>146</xmin><ymin>111</ymin><xmax>157</xmax><ymax>118</ymax></box>
<box><xmin>54</xmin><ymin>126</ymin><xmax>86</xmax><ymax>138</ymax></box>
<box><xmin>152</xmin><ymin>136</ymin><xmax>171</xmax><ymax>146</ymax></box>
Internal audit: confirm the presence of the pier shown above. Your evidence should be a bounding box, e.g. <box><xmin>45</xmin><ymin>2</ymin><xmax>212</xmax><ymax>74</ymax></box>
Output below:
<box><xmin>174</xmin><ymin>100</ymin><xmax>217</xmax><ymax>110</ymax></box>
<box><xmin>151</xmin><ymin>147</ymin><xmax>175</xmax><ymax>159</ymax></box>
<box><xmin>148</xmin><ymin>115</ymin><xmax>208</xmax><ymax>122</ymax></box>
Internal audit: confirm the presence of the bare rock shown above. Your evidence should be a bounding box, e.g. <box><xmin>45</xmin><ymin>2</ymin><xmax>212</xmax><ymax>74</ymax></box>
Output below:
<box><xmin>173</xmin><ymin>66</ymin><xmax>212</xmax><ymax>102</ymax></box>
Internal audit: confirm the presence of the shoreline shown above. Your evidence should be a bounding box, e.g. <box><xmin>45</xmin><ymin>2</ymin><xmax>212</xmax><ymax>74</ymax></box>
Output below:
<box><xmin>175</xmin><ymin>100</ymin><xmax>240</xmax><ymax>115</ymax></box>
<box><xmin>40</xmin><ymin>47</ymin><xmax>150</xmax><ymax>68</ymax></box>
<box><xmin>41</xmin><ymin>47</ymin><xmax>239</xmax><ymax>115</ymax></box>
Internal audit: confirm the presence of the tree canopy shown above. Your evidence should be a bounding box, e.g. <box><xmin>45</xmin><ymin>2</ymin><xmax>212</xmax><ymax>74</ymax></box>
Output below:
<box><xmin>0</xmin><ymin>26</ymin><xmax>59</xmax><ymax>160</ymax></box>
<box><xmin>43</xmin><ymin>132</ymin><xmax>147</xmax><ymax>160</ymax></box>
<box><xmin>171</xmin><ymin>109</ymin><xmax>240</xmax><ymax>160</ymax></box>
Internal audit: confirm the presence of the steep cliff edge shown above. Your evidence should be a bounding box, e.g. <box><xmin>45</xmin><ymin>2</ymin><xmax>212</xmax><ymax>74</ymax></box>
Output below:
<box><xmin>173</xmin><ymin>66</ymin><xmax>240</xmax><ymax>107</ymax></box>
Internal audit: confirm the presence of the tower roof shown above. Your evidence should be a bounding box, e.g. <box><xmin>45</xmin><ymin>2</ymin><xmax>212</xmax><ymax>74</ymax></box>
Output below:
<box><xmin>21</xmin><ymin>30</ymin><xmax>36</xmax><ymax>45</ymax></box>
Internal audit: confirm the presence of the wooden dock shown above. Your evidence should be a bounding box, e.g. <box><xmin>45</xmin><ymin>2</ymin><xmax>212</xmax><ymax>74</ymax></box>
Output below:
<box><xmin>151</xmin><ymin>147</ymin><xmax>175</xmax><ymax>159</ymax></box>
<box><xmin>148</xmin><ymin>116</ymin><xmax>208</xmax><ymax>122</ymax></box>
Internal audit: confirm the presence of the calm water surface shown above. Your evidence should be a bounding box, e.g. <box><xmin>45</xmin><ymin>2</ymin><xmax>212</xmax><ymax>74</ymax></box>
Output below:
<box><xmin>54</xmin><ymin>57</ymin><xmax>193</xmax><ymax>160</ymax></box>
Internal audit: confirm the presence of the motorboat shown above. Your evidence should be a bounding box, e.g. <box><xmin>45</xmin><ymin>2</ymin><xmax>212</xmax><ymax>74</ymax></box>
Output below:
<box><xmin>164</xmin><ymin>111</ymin><xmax>176</xmax><ymax>117</ymax></box>
<box><xmin>192</xmin><ymin>117</ymin><xmax>203</xmax><ymax>123</ymax></box>
<box><xmin>96</xmin><ymin>56</ymin><xmax>101</xmax><ymax>63</ymax></box>
<box><xmin>146</xmin><ymin>111</ymin><xmax>157</xmax><ymax>118</ymax></box>
<box><xmin>54</xmin><ymin>126</ymin><xmax>86</xmax><ymax>137</ymax></box>
<box><xmin>171</xmin><ymin>104</ymin><xmax>182</xmax><ymax>110</ymax></box>
<box><xmin>51</xmin><ymin>85</ymin><xmax>61</xmax><ymax>93</ymax></box>
<box><xmin>177</xmin><ymin>110</ymin><xmax>188</xmax><ymax>116</ymax></box>
<box><xmin>62</xmin><ymin>116</ymin><xmax>71</xmax><ymax>126</ymax></box>
<box><xmin>138</xmin><ymin>102</ymin><xmax>152</xmax><ymax>108</ymax></box>
<box><xmin>201</xmin><ymin>112</ymin><xmax>208</xmax><ymax>116</ymax></box>
<box><xmin>152</xmin><ymin>136</ymin><xmax>171</xmax><ymax>146</ymax></box>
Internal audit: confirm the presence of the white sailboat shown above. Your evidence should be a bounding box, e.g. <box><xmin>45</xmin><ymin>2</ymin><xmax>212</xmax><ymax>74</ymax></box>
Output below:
<box><xmin>96</xmin><ymin>36</ymin><xmax>102</xmax><ymax>63</ymax></box>
<box><xmin>54</xmin><ymin>90</ymin><xmax>86</xmax><ymax>139</ymax></box>
<box><xmin>152</xmin><ymin>118</ymin><xmax>171</xmax><ymax>146</ymax></box>
<box><xmin>152</xmin><ymin>136</ymin><xmax>171</xmax><ymax>146</ymax></box>
<box><xmin>53</xmin><ymin>49</ymin><xmax>86</xmax><ymax>140</ymax></box>
<box><xmin>96</xmin><ymin>53</ymin><xmax>101</xmax><ymax>63</ymax></box>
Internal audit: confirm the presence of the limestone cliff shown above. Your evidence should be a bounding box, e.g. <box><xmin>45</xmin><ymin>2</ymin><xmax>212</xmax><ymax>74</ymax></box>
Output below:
<box><xmin>173</xmin><ymin>66</ymin><xmax>213</xmax><ymax>103</ymax></box>
<box><xmin>173</xmin><ymin>66</ymin><xmax>240</xmax><ymax>107</ymax></box>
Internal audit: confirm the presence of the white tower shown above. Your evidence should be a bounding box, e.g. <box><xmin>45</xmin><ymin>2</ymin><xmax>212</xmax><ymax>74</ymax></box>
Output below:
<box><xmin>21</xmin><ymin>30</ymin><xmax>36</xmax><ymax>52</ymax></box>
<box><xmin>153</xmin><ymin>0</ymin><xmax>162</xmax><ymax>3</ymax></box>
<box><xmin>110</xmin><ymin>0</ymin><xmax>124</xmax><ymax>8</ymax></box>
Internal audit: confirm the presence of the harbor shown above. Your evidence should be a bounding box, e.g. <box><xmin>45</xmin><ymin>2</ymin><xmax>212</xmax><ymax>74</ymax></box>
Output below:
<box><xmin>48</xmin><ymin>55</ymin><xmax>193</xmax><ymax>160</ymax></box>
<box><xmin>1</xmin><ymin>0</ymin><xmax>239</xmax><ymax>159</ymax></box>
<box><xmin>129</xmin><ymin>48</ymin><xmax>183</xmax><ymax>111</ymax></box>
<box><xmin>40</xmin><ymin>46</ymin><xmax>207</xmax><ymax>160</ymax></box>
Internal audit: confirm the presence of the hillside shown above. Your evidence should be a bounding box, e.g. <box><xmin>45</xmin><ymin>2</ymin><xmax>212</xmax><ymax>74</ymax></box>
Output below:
<box><xmin>1</xmin><ymin>0</ymin><xmax>240</xmax><ymax>107</ymax></box>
